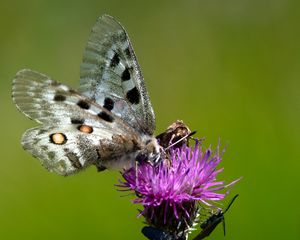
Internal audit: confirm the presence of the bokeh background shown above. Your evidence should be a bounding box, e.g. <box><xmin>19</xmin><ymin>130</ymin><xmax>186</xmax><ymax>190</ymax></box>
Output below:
<box><xmin>1</xmin><ymin>0</ymin><xmax>299</xmax><ymax>239</ymax></box>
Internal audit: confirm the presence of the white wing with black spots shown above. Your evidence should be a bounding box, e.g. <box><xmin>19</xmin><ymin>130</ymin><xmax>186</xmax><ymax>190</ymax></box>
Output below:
<box><xmin>21</xmin><ymin>124</ymin><xmax>139</xmax><ymax>176</ymax></box>
<box><xmin>13</xmin><ymin>69</ymin><xmax>132</xmax><ymax>134</ymax></box>
<box><xmin>12</xmin><ymin>69</ymin><xmax>144</xmax><ymax>175</ymax></box>
<box><xmin>79</xmin><ymin>15</ymin><xmax>156</xmax><ymax>135</ymax></box>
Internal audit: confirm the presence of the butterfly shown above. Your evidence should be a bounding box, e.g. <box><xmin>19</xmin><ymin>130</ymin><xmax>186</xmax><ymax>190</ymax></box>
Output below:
<box><xmin>12</xmin><ymin>14</ymin><xmax>190</xmax><ymax>176</ymax></box>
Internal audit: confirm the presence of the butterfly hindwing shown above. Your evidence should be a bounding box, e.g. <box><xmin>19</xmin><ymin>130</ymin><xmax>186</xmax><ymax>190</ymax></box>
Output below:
<box><xmin>21</xmin><ymin>124</ymin><xmax>139</xmax><ymax>176</ymax></box>
<box><xmin>22</xmin><ymin>125</ymin><xmax>100</xmax><ymax>175</ymax></box>
<box><xmin>79</xmin><ymin>15</ymin><xmax>156</xmax><ymax>135</ymax></box>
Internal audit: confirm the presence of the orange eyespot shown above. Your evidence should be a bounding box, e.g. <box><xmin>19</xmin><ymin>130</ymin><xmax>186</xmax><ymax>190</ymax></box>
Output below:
<box><xmin>50</xmin><ymin>133</ymin><xmax>67</xmax><ymax>145</ymax></box>
<box><xmin>78</xmin><ymin>125</ymin><xmax>93</xmax><ymax>134</ymax></box>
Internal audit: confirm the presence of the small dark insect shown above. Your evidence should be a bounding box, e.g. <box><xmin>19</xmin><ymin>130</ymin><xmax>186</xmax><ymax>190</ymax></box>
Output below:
<box><xmin>142</xmin><ymin>226</ymin><xmax>185</xmax><ymax>240</ymax></box>
<box><xmin>194</xmin><ymin>194</ymin><xmax>239</xmax><ymax>240</ymax></box>
<box><xmin>156</xmin><ymin>120</ymin><xmax>192</xmax><ymax>149</ymax></box>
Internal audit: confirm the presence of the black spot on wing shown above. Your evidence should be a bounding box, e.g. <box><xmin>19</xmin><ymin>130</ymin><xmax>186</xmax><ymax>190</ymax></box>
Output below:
<box><xmin>103</xmin><ymin>97</ymin><xmax>114</xmax><ymax>111</ymax></box>
<box><xmin>69</xmin><ymin>89</ymin><xmax>77</xmax><ymax>94</ymax></box>
<box><xmin>53</xmin><ymin>94</ymin><xmax>66</xmax><ymax>101</ymax></box>
<box><xmin>77</xmin><ymin>100</ymin><xmax>90</xmax><ymax>109</ymax></box>
<box><xmin>48</xmin><ymin>151</ymin><xmax>56</xmax><ymax>159</ymax></box>
<box><xmin>126</xmin><ymin>87</ymin><xmax>140</xmax><ymax>104</ymax></box>
<box><xmin>121</xmin><ymin>68</ymin><xmax>131</xmax><ymax>81</ymax></box>
<box><xmin>124</xmin><ymin>47</ymin><xmax>131</xmax><ymax>58</ymax></box>
<box><xmin>95</xmin><ymin>150</ymin><xmax>106</xmax><ymax>171</ymax></box>
<box><xmin>38</xmin><ymin>129</ymin><xmax>48</xmax><ymax>135</ymax></box>
<box><xmin>110</xmin><ymin>53</ymin><xmax>120</xmax><ymax>67</ymax></box>
<box><xmin>98</xmin><ymin>111</ymin><xmax>114</xmax><ymax>123</ymax></box>
<box><xmin>66</xmin><ymin>152</ymin><xmax>82</xmax><ymax>169</ymax></box>
<box><xmin>96</xmin><ymin>149</ymin><xmax>101</xmax><ymax>160</ymax></box>
<box><xmin>40</xmin><ymin>145</ymin><xmax>49</xmax><ymax>151</ymax></box>
<box><xmin>71</xmin><ymin>119</ymin><xmax>84</xmax><ymax>124</ymax></box>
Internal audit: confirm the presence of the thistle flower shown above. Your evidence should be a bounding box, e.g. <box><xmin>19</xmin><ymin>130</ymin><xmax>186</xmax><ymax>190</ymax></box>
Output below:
<box><xmin>118</xmin><ymin>141</ymin><xmax>239</xmax><ymax>239</ymax></box>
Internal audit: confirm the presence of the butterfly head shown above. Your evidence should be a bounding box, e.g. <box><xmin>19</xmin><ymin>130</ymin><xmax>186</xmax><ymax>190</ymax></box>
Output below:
<box><xmin>136</xmin><ymin>135</ymin><xmax>161</xmax><ymax>164</ymax></box>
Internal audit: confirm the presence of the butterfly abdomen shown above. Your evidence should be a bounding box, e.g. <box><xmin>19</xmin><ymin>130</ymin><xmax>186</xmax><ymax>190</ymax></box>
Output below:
<box><xmin>96</xmin><ymin>134</ymin><xmax>142</xmax><ymax>170</ymax></box>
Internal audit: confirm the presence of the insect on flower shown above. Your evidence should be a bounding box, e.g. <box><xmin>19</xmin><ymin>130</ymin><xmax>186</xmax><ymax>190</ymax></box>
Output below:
<box><xmin>194</xmin><ymin>194</ymin><xmax>239</xmax><ymax>240</ymax></box>
<box><xmin>120</xmin><ymin>141</ymin><xmax>240</xmax><ymax>239</ymax></box>
<box><xmin>12</xmin><ymin>15</ymin><xmax>191</xmax><ymax>175</ymax></box>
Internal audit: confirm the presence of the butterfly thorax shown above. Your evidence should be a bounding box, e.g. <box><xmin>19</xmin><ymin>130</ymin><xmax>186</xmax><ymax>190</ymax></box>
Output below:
<box><xmin>135</xmin><ymin>135</ymin><xmax>161</xmax><ymax>164</ymax></box>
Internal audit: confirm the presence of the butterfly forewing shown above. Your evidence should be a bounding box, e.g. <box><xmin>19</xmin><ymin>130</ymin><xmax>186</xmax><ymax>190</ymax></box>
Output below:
<box><xmin>13</xmin><ymin>69</ymin><xmax>129</xmax><ymax>132</ymax></box>
<box><xmin>79</xmin><ymin>15</ymin><xmax>156</xmax><ymax>135</ymax></box>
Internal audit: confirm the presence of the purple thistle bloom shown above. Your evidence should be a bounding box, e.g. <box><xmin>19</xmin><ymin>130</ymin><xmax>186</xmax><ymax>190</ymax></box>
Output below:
<box><xmin>119</xmin><ymin>141</ymin><xmax>239</xmax><ymax>239</ymax></box>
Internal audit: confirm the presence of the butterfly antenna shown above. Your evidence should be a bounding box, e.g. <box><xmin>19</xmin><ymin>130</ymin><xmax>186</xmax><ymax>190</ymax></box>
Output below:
<box><xmin>165</xmin><ymin>131</ymin><xmax>197</xmax><ymax>151</ymax></box>
<box><xmin>223</xmin><ymin>194</ymin><xmax>239</xmax><ymax>214</ymax></box>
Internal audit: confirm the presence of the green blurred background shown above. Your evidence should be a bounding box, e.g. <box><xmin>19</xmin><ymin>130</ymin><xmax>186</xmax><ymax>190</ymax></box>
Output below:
<box><xmin>1</xmin><ymin>0</ymin><xmax>299</xmax><ymax>239</ymax></box>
